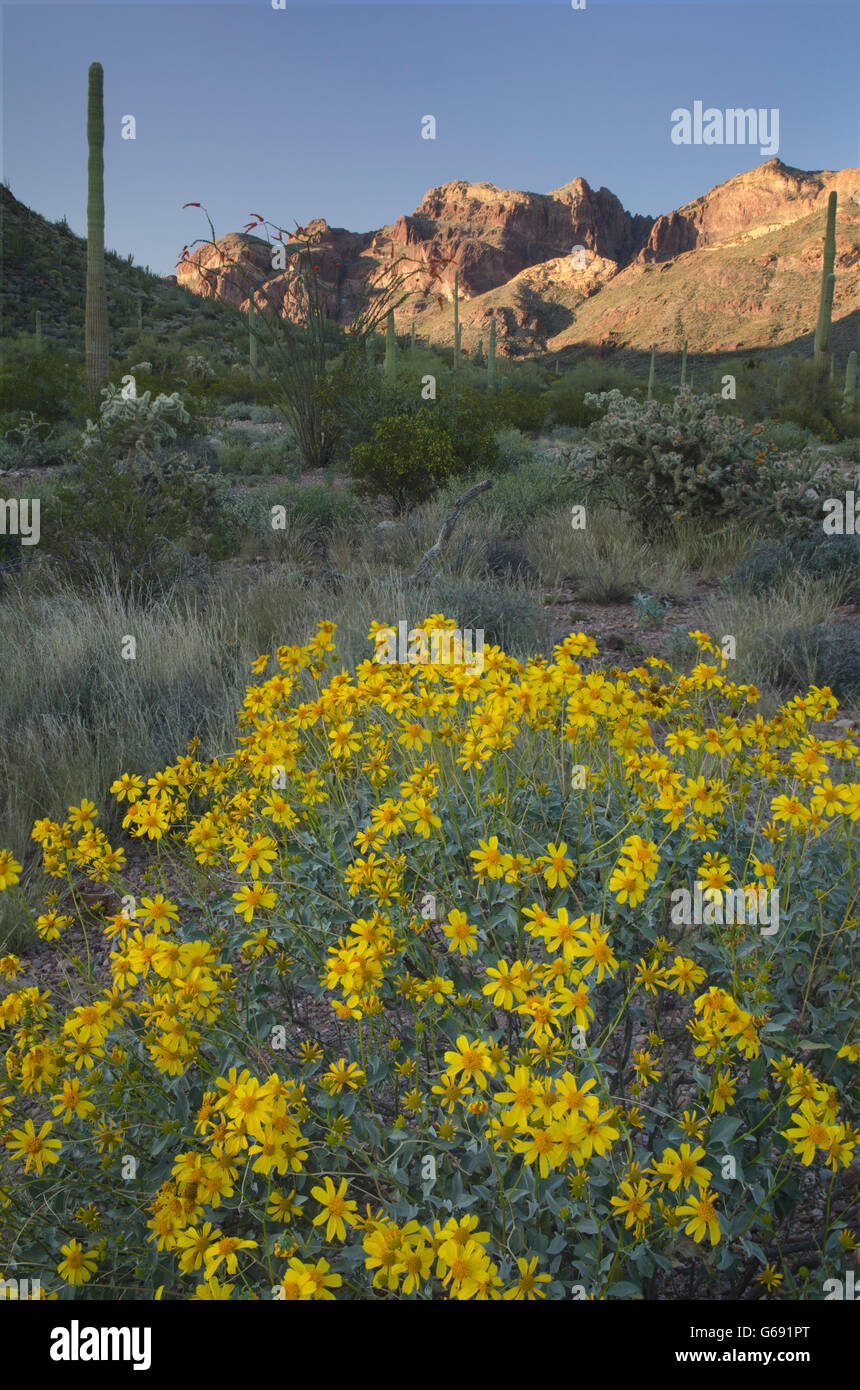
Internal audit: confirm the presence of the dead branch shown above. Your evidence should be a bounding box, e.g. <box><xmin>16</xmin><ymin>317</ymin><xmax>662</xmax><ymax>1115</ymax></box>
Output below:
<box><xmin>406</xmin><ymin>478</ymin><xmax>493</xmax><ymax>582</ymax></box>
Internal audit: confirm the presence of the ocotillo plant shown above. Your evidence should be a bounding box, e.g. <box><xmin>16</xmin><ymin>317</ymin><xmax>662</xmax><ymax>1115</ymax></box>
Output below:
<box><xmin>248</xmin><ymin>296</ymin><xmax>259</xmax><ymax>372</ymax></box>
<box><xmin>680</xmin><ymin>339</ymin><xmax>688</xmax><ymax>387</ymax></box>
<box><xmin>647</xmin><ymin>343</ymin><xmax>656</xmax><ymax>401</ymax></box>
<box><xmin>453</xmin><ymin>270</ymin><xmax>460</xmax><ymax>372</ymax></box>
<box><xmin>814</xmin><ymin>192</ymin><xmax>837</xmax><ymax>371</ymax></box>
<box><xmin>844</xmin><ymin>350</ymin><xmax>857</xmax><ymax>413</ymax></box>
<box><xmin>85</xmin><ymin>61</ymin><xmax>109</xmax><ymax>404</ymax></box>
<box><xmin>488</xmin><ymin>314</ymin><xmax>497</xmax><ymax>390</ymax></box>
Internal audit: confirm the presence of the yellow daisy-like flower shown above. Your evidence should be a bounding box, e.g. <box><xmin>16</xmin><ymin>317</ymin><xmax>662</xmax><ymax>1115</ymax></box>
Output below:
<box><xmin>57</xmin><ymin>1238</ymin><xmax>99</xmax><ymax>1286</ymax></box>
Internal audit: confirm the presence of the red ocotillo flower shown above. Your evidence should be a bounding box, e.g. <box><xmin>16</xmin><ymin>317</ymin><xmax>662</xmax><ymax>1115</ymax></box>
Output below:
<box><xmin>182</xmin><ymin>202</ymin><xmax>201</xmax><ymax>209</ymax></box>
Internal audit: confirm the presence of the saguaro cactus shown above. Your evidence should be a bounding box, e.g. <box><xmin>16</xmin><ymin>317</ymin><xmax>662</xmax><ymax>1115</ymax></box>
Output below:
<box><xmin>647</xmin><ymin>343</ymin><xmax>656</xmax><ymax>401</ymax></box>
<box><xmin>680</xmin><ymin>339</ymin><xmax>688</xmax><ymax>387</ymax></box>
<box><xmin>814</xmin><ymin>192</ymin><xmax>837</xmax><ymax>371</ymax></box>
<box><xmin>844</xmin><ymin>350</ymin><xmax>857</xmax><ymax>413</ymax></box>
<box><xmin>384</xmin><ymin>308</ymin><xmax>397</xmax><ymax>381</ymax></box>
<box><xmin>453</xmin><ymin>270</ymin><xmax>460</xmax><ymax>372</ymax></box>
<box><xmin>488</xmin><ymin>314</ymin><xmax>497</xmax><ymax>390</ymax></box>
<box><xmin>85</xmin><ymin>61</ymin><xmax>109</xmax><ymax>404</ymax></box>
<box><xmin>35</xmin><ymin>310</ymin><xmax>42</xmax><ymax>352</ymax></box>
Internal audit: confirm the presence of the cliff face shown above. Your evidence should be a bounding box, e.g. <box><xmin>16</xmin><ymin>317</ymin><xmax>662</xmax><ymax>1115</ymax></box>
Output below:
<box><xmin>175</xmin><ymin>159</ymin><xmax>860</xmax><ymax>358</ymax></box>
<box><xmin>640</xmin><ymin>159</ymin><xmax>860</xmax><ymax>261</ymax></box>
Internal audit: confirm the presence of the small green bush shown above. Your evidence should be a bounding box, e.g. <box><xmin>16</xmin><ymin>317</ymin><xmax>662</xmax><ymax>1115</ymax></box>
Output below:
<box><xmin>768</xmin><ymin>620</ymin><xmax>860</xmax><ymax>702</ymax></box>
<box><xmin>733</xmin><ymin>534</ymin><xmax>860</xmax><ymax>599</ymax></box>
<box><xmin>492</xmin><ymin>385</ymin><xmax>547</xmax><ymax>433</ymax></box>
<box><xmin>348</xmin><ymin>411</ymin><xmax>457</xmax><ymax>509</ymax></box>
<box><xmin>492</xmin><ymin>427</ymin><xmax>536</xmax><ymax>472</ymax></box>
<box><xmin>429</xmin><ymin>577</ymin><xmax>547</xmax><ymax>653</ymax></box>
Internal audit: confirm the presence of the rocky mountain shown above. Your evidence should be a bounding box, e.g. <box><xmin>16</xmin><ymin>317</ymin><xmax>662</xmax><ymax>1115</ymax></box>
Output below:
<box><xmin>177</xmin><ymin>158</ymin><xmax>859</xmax><ymax>360</ymax></box>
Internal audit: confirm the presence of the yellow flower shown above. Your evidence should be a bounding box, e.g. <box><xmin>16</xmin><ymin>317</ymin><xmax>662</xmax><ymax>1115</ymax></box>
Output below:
<box><xmin>0</xmin><ymin>850</ymin><xmax>23</xmax><ymax>890</ymax></box>
<box><xmin>676</xmin><ymin>1187</ymin><xmax>721</xmax><ymax>1245</ymax></box>
<box><xmin>5</xmin><ymin>1118</ymin><xmax>62</xmax><ymax>1175</ymax></box>
<box><xmin>57</xmin><ymin>1238</ymin><xmax>99</xmax><ymax>1286</ymax></box>
<box><xmin>442</xmin><ymin>907</ymin><xmax>478</xmax><ymax>955</ymax></box>
<box><xmin>542</xmin><ymin>841</ymin><xmax>576</xmax><ymax>890</ymax></box>
<box><xmin>653</xmin><ymin>1144</ymin><xmax>710</xmax><ymax>1192</ymax></box>
<box><xmin>310</xmin><ymin>1176</ymin><xmax>359</xmax><ymax>1242</ymax></box>
<box><xmin>503</xmin><ymin>1255</ymin><xmax>552</xmax><ymax>1300</ymax></box>
<box><xmin>443</xmin><ymin>1035</ymin><xmax>497</xmax><ymax>1089</ymax></box>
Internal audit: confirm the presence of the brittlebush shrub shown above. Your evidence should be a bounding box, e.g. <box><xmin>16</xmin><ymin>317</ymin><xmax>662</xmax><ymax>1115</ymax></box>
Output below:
<box><xmin>0</xmin><ymin>626</ymin><xmax>857</xmax><ymax>1300</ymax></box>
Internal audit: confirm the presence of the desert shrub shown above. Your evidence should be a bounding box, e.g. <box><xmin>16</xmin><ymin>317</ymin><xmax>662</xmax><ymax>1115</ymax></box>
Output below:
<box><xmin>545</xmin><ymin>362</ymin><xmax>641</xmax><ymax>429</ymax></box>
<box><xmin>0</xmin><ymin>346</ymin><xmax>89</xmax><ymax>423</ymax></box>
<box><xmin>0</xmin><ymin>414</ymin><xmax>80</xmax><ymax>469</ymax></box>
<box><xmin>221</xmin><ymin>403</ymin><xmax>281</xmax><ymax>424</ymax></box>
<box><xmin>288</xmin><ymin>482</ymin><xmax>367</xmax><ymax>538</ymax></box>
<box><xmin>0</xmin><ymin>627</ymin><xmax>856</xmax><ymax>1301</ymax></box>
<box><xmin>492</xmin><ymin>427</ymin><xmax>535</xmax><ymax>472</ymax></box>
<box><xmin>491</xmin><ymin>385</ymin><xmax>547</xmax><ymax>433</ymax></box>
<box><xmin>768</xmin><ymin>620</ymin><xmax>860</xmax><ymax>702</ymax></box>
<box><xmin>544</xmin><ymin>385</ymin><xmax>606</xmax><ymax>430</ymax></box>
<box><xmin>756</xmin><ymin>418</ymin><xmax>814</xmax><ymax>453</ymax></box>
<box><xmin>732</xmin><ymin>357</ymin><xmax>851</xmax><ymax>438</ymax></box>
<box><xmin>733</xmin><ymin>534</ymin><xmax>860</xmax><ymax>599</ymax></box>
<box><xmin>348</xmin><ymin>411</ymin><xmax>459</xmax><ymax>510</ymax></box>
<box><xmin>51</xmin><ymin>443</ymin><xmax>237</xmax><ymax>588</ymax></box>
<box><xmin>482</xmin><ymin>535</ymin><xmax>537</xmax><ymax>582</ymax></box>
<box><xmin>216</xmin><ymin>432</ymin><xmax>293</xmax><ymax>478</ymax></box>
<box><xmin>567</xmin><ymin>389</ymin><xmax>855</xmax><ymax>534</ymax></box>
<box><xmin>632</xmin><ymin>592</ymin><xmax>671</xmax><ymax>630</ymax></box>
<box><xmin>428</xmin><ymin>579</ymin><xmax>546</xmax><ymax>651</ymax></box>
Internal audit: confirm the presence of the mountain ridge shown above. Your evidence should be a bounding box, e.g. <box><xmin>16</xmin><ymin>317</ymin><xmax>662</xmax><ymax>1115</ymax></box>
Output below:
<box><xmin>175</xmin><ymin>157</ymin><xmax>860</xmax><ymax>360</ymax></box>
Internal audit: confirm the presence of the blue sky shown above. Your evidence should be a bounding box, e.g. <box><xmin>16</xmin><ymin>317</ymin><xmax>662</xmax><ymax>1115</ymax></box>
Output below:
<box><xmin>2</xmin><ymin>2</ymin><xmax>858</xmax><ymax>275</ymax></box>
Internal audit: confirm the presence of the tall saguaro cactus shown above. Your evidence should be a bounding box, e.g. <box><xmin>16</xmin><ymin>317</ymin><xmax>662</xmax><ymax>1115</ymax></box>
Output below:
<box><xmin>680</xmin><ymin>339</ymin><xmax>688</xmax><ymax>388</ymax></box>
<box><xmin>85</xmin><ymin>62</ymin><xmax>109</xmax><ymax>404</ymax></box>
<box><xmin>844</xmin><ymin>351</ymin><xmax>857</xmax><ymax>413</ymax></box>
<box><xmin>487</xmin><ymin>314</ymin><xmax>497</xmax><ymax>390</ymax></box>
<box><xmin>814</xmin><ymin>191</ymin><xmax>837</xmax><ymax>371</ymax></box>
<box><xmin>647</xmin><ymin>343</ymin><xmax>656</xmax><ymax>401</ymax></box>
<box><xmin>452</xmin><ymin>270</ymin><xmax>460</xmax><ymax>372</ymax></box>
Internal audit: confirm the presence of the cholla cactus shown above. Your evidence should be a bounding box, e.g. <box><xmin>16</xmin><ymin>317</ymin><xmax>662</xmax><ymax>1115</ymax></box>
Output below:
<box><xmin>567</xmin><ymin>388</ymin><xmax>853</xmax><ymax>534</ymax></box>
<box><xmin>184</xmin><ymin>353</ymin><xmax>215</xmax><ymax>380</ymax></box>
<box><xmin>82</xmin><ymin>381</ymin><xmax>190</xmax><ymax>464</ymax></box>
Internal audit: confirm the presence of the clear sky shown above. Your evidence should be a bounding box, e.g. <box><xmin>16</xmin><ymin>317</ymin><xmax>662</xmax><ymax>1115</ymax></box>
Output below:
<box><xmin>2</xmin><ymin>2</ymin><xmax>858</xmax><ymax>276</ymax></box>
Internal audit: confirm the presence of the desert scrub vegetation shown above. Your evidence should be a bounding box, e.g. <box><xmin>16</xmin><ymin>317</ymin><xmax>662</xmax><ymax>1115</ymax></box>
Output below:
<box><xmin>0</xmin><ymin>622</ymin><xmax>857</xmax><ymax>1300</ymax></box>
